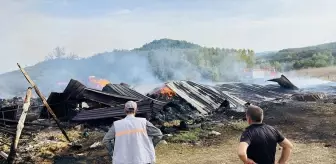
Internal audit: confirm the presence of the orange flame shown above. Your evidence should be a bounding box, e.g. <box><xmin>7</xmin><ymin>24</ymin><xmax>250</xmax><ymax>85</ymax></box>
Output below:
<box><xmin>160</xmin><ymin>86</ymin><xmax>176</xmax><ymax>98</ymax></box>
<box><xmin>89</xmin><ymin>76</ymin><xmax>110</xmax><ymax>88</ymax></box>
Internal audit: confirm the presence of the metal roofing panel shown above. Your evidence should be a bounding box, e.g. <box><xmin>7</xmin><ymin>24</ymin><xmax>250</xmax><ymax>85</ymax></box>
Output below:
<box><xmin>166</xmin><ymin>81</ymin><xmax>221</xmax><ymax>115</ymax></box>
<box><xmin>102</xmin><ymin>84</ymin><xmax>147</xmax><ymax>99</ymax></box>
<box><xmin>82</xmin><ymin>88</ymin><xmax>140</xmax><ymax>106</ymax></box>
<box><xmin>62</xmin><ymin>79</ymin><xmax>86</xmax><ymax>101</ymax></box>
<box><xmin>216</xmin><ymin>83</ymin><xmax>295</xmax><ymax>102</ymax></box>
<box><xmin>166</xmin><ymin>81</ymin><xmax>248</xmax><ymax>114</ymax></box>
<box><xmin>72</xmin><ymin>99</ymin><xmax>167</xmax><ymax>121</ymax></box>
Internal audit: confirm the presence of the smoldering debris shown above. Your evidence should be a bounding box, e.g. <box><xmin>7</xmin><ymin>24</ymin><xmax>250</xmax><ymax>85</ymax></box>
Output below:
<box><xmin>0</xmin><ymin>74</ymin><xmax>331</xmax><ymax>134</ymax></box>
<box><xmin>268</xmin><ymin>74</ymin><xmax>299</xmax><ymax>90</ymax></box>
<box><xmin>0</xmin><ymin>74</ymin><xmax>334</xmax><ymax>163</ymax></box>
<box><xmin>0</xmin><ymin>75</ymin><xmax>331</xmax><ymax>136</ymax></box>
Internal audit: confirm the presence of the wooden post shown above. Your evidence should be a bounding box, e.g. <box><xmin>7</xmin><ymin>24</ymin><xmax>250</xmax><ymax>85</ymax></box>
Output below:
<box><xmin>17</xmin><ymin>63</ymin><xmax>71</xmax><ymax>142</ymax></box>
<box><xmin>7</xmin><ymin>87</ymin><xmax>32</xmax><ymax>164</ymax></box>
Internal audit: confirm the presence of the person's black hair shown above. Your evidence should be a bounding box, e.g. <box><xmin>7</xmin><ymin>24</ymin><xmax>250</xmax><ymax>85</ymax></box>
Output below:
<box><xmin>246</xmin><ymin>105</ymin><xmax>263</xmax><ymax>122</ymax></box>
<box><xmin>125</xmin><ymin>108</ymin><xmax>135</xmax><ymax>114</ymax></box>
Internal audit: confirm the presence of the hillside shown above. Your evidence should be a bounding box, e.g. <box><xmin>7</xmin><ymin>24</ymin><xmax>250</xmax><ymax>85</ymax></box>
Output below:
<box><xmin>134</xmin><ymin>38</ymin><xmax>201</xmax><ymax>51</ymax></box>
<box><xmin>258</xmin><ymin>42</ymin><xmax>336</xmax><ymax>70</ymax></box>
<box><xmin>0</xmin><ymin>39</ymin><xmax>255</xmax><ymax>98</ymax></box>
<box><xmin>279</xmin><ymin>42</ymin><xmax>336</xmax><ymax>53</ymax></box>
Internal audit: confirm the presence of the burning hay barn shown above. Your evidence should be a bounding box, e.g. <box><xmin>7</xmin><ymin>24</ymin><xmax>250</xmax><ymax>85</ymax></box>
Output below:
<box><xmin>41</xmin><ymin>79</ymin><xmax>249</xmax><ymax>124</ymax></box>
<box><xmin>0</xmin><ymin>74</ymin><xmax>329</xmax><ymax>137</ymax></box>
<box><xmin>0</xmin><ymin>77</ymin><xmax>249</xmax><ymax>137</ymax></box>
<box><xmin>1</xmin><ymin>70</ymin><xmax>336</xmax><ymax>163</ymax></box>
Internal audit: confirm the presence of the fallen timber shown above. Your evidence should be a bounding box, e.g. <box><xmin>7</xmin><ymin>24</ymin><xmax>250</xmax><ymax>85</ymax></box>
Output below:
<box><xmin>7</xmin><ymin>87</ymin><xmax>32</xmax><ymax>164</ymax></box>
<box><xmin>17</xmin><ymin>63</ymin><xmax>71</xmax><ymax>142</ymax></box>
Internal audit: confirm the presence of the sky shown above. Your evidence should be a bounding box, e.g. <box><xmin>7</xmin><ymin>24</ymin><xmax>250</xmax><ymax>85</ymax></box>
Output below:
<box><xmin>1</xmin><ymin>0</ymin><xmax>336</xmax><ymax>73</ymax></box>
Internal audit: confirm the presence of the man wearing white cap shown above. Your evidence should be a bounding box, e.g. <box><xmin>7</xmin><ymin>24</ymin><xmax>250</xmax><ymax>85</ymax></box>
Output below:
<box><xmin>102</xmin><ymin>101</ymin><xmax>163</xmax><ymax>164</ymax></box>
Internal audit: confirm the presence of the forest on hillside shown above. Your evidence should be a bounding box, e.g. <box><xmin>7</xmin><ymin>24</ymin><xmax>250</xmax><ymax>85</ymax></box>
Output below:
<box><xmin>0</xmin><ymin>39</ymin><xmax>255</xmax><ymax>97</ymax></box>
<box><xmin>44</xmin><ymin>39</ymin><xmax>255</xmax><ymax>82</ymax></box>
<box><xmin>258</xmin><ymin>42</ymin><xmax>336</xmax><ymax>70</ymax></box>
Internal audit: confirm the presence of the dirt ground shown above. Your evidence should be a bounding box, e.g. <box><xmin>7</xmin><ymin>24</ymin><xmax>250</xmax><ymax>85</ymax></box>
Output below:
<box><xmin>156</xmin><ymin>133</ymin><xmax>336</xmax><ymax>164</ymax></box>
<box><xmin>157</xmin><ymin>100</ymin><xmax>336</xmax><ymax>164</ymax></box>
<box><xmin>290</xmin><ymin>66</ymin><xmax>336</xmax><ymax>81</ymax></box>
<box><xmin>37</xmin><ymin>100</ymin><xmax>335</xmax><ymax>164</ymax></box>
<box><xmin>1</xmin><ymin>85</ymin><xmax>336</xmax><ymax>163</ymax></box>
<box><xmin>261</xmin><ymin>101</ymin><xmax>336</xmax><ymax>146</ymax></box>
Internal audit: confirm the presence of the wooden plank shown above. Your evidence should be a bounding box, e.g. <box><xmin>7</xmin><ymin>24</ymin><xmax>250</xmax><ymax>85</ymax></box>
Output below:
<box><xmin>17</xmin><ymin>63</ymin><xmax>71</xmax><ymax>142</ymax></box>
<box><xmin>7</xmin><ymin>87</ymin><xmax>32</xmax><ymax>164</ymax></box>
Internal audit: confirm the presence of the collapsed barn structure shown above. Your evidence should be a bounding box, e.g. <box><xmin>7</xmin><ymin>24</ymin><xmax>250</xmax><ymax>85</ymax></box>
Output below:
<box><xmin>0</xmin><ymin>74</ymin><xmax>311</xmax><ymax>137</ymax></box>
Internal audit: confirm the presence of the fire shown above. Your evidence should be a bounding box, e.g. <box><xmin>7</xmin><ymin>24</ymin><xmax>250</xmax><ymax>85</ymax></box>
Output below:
<box><xmin>160</xmin><ymin>86</ymin><xmax>176</xmax><ymax>98</ymax></box>
<box><xmin>88</xmin><ymin>76</ymin><xmax>110</xmax><ymax>88</ymax></box>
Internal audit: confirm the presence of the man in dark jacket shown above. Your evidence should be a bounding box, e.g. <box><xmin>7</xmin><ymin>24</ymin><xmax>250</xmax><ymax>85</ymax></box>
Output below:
<box><xmin>237</xmin><ymin>105</ymin><xmax>293</xmax><ymax>164</ymax></box>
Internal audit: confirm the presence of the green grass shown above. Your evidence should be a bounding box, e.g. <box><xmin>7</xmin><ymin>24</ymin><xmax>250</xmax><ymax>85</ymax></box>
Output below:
<box><xmin>167</xmin><ymin>128</ymin><xmax>203</xmax><ymax>143</ymax></box>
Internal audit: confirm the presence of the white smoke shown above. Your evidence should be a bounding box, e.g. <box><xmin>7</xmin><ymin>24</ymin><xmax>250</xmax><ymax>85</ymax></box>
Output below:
<box><xmin>0</xmin><ymin>48</ymin><xmax>248</xmax><ymax>98</ymax></box>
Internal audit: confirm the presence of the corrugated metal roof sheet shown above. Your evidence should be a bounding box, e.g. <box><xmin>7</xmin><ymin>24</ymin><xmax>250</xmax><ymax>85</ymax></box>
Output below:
<box><xmin>82</xmin><ymin>88</ymin><xmax>140</xmax><ymax>106</ymax></box>
<box><xmin>216</xmin><ymin>83</ymin><xmax>295</xmax><ymax>102</ymax></box>
<box><xmin>166</xmin><ymin>81</ymin><xmax>246</xmax><ymax>115</ymax></box>
<box><xmin>102</xmin><ymin>84</ymin><xmax>147</xmax><ymax>100</ymax></box>
<box><xmin>268</xmin><ymin>74</ymin><xmax>299</xmax><ymax>90</ymax></box>
<box><xmin>62</xmin><ymin>79</ymin><xmax>86</xmax><ymax>101</ymax></box>
<box><xmin>72</xmin><ymin>99</ymin><xmax>167</xmax><ymax>121</ymax></box>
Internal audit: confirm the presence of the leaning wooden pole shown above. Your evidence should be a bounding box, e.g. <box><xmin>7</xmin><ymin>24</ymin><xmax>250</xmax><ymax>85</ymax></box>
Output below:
<box><xmin>7</xmin><ymin>87</ymin><xmax>32</xmax><ymax>164</ymax></box>
<box><xmin>17</xmin><ymin>63</ymin><xmax>71</xmax><ymax>142</ymax></box>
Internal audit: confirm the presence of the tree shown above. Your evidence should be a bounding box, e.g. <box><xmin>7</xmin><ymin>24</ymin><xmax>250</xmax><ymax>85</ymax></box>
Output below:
<box><xmin>293</xmin><ymin>61</ymin><xmax>302</xmax><ymax>69</ymax></box>
<box><xmin>44</xmin><ymin>47</ymin><xmax>80</xmax><ymax>61</ymax></box>
<box><xmin>272</xmin><ymin>61</ymin><xmax>281</xmax><ymax>71</ymax></box>
<box><xmin>54</xmin><ymin>47</ymin><xmax>66</xmax><ymax>58</ymax></box>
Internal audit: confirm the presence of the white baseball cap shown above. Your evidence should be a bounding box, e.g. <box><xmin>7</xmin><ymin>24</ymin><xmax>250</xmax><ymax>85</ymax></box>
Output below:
<box><xmin>124</xmin><ymin>101</ymin><xmax>137</xmax><ymax>112</ymax></box>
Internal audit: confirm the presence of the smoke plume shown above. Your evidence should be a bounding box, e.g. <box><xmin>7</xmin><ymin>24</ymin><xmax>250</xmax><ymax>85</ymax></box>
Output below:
<box><xmin>0</xmin><ymin>48</ymin><xmax>247</xmax><ymax>98</ymax></box>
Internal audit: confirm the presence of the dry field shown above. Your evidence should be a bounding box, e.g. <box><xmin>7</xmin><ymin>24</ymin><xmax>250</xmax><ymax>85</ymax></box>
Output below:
<box><xmin>156</xmin><ymin>131</ymin><xmax>336</xmax><ymax>164</ymax></box>
<box><xmin>50</xmin><ymin>120</ymin><xmax>336</xmax><ymax>164</ymax></box>
<box><xmin>156</xmin><ymin>101</ymin><xmax>336</xmax><ymax>164</ymax></box>
<box><xmin>5</xmin><ymin>100</ymin><xmax>334</xmax><ymax>164</ymax></box>
<box><xmin>290</xmin><ymin>66</ymin><xmax>336</xmax><ymax>81</ymax></box>
<box><xmin>13</xmin><ymin>100</ymin><xmax>332</xmax><ymax>164</ymax></box>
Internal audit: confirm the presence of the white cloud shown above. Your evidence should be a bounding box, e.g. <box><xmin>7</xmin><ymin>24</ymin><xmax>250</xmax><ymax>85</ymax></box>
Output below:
<box><xmin>1</xmin><ymin>0</ymin><xmax>336</xmax><ymax>73</ymax></box>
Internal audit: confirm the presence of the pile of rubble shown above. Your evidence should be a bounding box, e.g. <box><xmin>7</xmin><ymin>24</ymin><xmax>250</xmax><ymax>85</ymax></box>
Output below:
<box><xmin>0</xmin><ymin>74</ymin><xmax>331</xmax><ymax>138</ymax></box>
<box><xmin>42</xmin><ymin>79</ymin><xmax>248</xmax><ymax>124</ymax></box>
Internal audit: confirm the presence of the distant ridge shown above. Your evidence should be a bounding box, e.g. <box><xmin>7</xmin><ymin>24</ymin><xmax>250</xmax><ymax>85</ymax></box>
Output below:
<box><xmin>278</xmin><ymin>42</ymin><xmax>336</xmax><ymax>53</ymax></box>
<box><xmin>258</xmin><ymin>41</ymin><xmax>336</xmax><ymax>70</ymax></box>
<box><xmin>134</xmin><ymin>38</ymin><xmax>201</xmax><ymax>51</ymax></box>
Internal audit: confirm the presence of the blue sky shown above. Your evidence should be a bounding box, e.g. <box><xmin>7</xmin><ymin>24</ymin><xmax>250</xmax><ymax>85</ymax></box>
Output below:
<box><xmin>1</xmin><ymin>0</ymin><xmax>336</xmax><ymax>73</ymax></box>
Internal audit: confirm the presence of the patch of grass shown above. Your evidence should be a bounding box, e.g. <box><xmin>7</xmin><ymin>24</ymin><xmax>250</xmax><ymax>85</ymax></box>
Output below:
<box><xmin>167</xmin><ymin>128</ymin><xmax>203</xmax><ymax>143</ymax></box>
